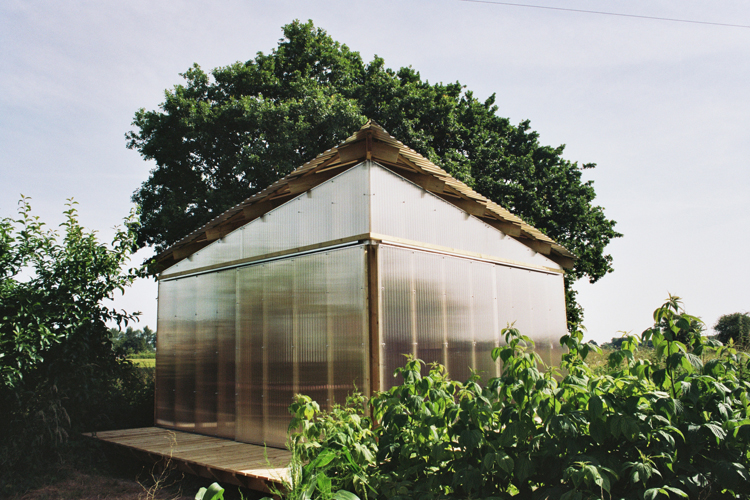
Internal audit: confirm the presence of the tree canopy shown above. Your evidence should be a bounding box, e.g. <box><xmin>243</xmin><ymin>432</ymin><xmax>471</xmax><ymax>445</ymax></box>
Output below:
<box><xmin>714</xmin><ymin>312</ymin><xmax>750</xmax><ymax>347</ymax></box>
<box><xmin>109</xmin><ymin>325</ymin><xmax>156</xmax><ymax>356</ymax></box>
<box><xmin>127</xmin><ymin>20</ymin><xmax>621</xmax><ymax>324</ymax></box>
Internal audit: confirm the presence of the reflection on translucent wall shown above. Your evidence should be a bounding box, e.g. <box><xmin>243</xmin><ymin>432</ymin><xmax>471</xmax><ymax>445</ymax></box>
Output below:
<box><xmin>379</xmin><ymin>245</ymin><xmax>565</xmax><ymax>388</ymax></box>
<box><xmin>195</xmin><ymin>273</ymin><xmax>218</xmax><ymax>433</ymax></box>
<box><xmin>369</xmin><ymin>163</ymin><xmax>559</xmax><ymax>269</ymax></box>
<box><xmin>215</xmin><ymin>271</ymin><xmax>237</xmax><ymax>439</ymax></box>
<box><xmin>235</xmin><ymin>245</ymin><xmax>368</xmax><ymax>448</ymax></box>
<box><xmin>155</xmin><ymin>280</ymin><xmax>177</xmax><ymax>427</ymax></box>
<box><xmin>165</xmin><ymin>163</ymin><xmax>370</xmax><ymax>275</ymax></box>
<box><xmin>156</xmin><ymin>272</ymin><xmax>238</xmax><ymax>436</ymax></box>
<box><xmin>174</xmin><ymin>276</ymin><xmax>196</xmax><ymax>429</ymax></box>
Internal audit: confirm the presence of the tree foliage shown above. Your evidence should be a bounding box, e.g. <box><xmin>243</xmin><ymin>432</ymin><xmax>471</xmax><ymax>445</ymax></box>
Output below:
<box><xmin>127</xmin><ymin>20</ymin><xmax>620</xmax><ymax>324</ymax></box>
<box><xmin>287</xmin><ymin>296</ymin><xmax>750</xmax><ymax>500</ymax></box>
<box><xmin>0</xmin><ymin>198</ymin><xmax>151</xmax><ymax>474</ymax></box>
<box><xmin>109</xmin><ymin>325</ymin><xmax>156</xmax><ymax>356</ymax></box>
<box><xmin>714</xmin><ymin>312</ymin><xmax>750</xmax><ymax>348</ymax></box>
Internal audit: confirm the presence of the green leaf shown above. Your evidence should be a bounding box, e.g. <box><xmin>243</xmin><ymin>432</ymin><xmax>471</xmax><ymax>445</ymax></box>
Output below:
<box><xmin>704</xmin><ymin>422</ymin><xmax>726</xmax><ymax>441</ymax></box>
<box><xmin>662</xmin><ymin>486</ymin><xmax>688</xmax><ymax>497</ymax></box>
<box><xmin>560</xmin><ymin>490</ymin><xmax>583</xmax><ymax>500</ymax></box>
<box><xmin>644</xmin><ymin>488</ymin><xmax>664</xmax><ymax>500</ymax></box>
<box><xmin>316</xmin><ymin>473</ymin><xmax>332</xmax><ymax>496</ymax></box>
<box><xmin>332</xmin><ymin>491</ymin><xmax>361</xmax><ymax>500</ymax></box>
<box><xmin>195</xmin><ymin>483</ymin><xmax>224</xmax><ymax>500</ymax></box>
<box><xmin>496</xmin><ymin>451</ymin><xmax>514</xmax><ymax>474</ymax></box>
<box><xmin>459</xmin><ymin>428</ymin><xmax>482</xmax><ymax>450</ymax></box>
<box><xmin>589</xmin><ymin>395</ymin><xmax>604</xmax><ymax>420</ymax></box>
<box><xmin>515</xmin><ymin>455</ymin><xmax>535</xmax><ymax>482</ymax></box>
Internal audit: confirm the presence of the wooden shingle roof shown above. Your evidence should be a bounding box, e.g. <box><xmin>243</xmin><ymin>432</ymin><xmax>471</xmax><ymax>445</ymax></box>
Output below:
<box><xmin>156</xmin><ymin>120</ymin><xmax>576</xmax><ymax>270</ymax></box>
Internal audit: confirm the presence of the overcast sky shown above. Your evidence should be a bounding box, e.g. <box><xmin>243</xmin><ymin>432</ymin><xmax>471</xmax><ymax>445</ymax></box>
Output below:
<box><xmin>2</xmin><ymin>0</ymin><xmax>748</xmax><ymax>344</ymax></box>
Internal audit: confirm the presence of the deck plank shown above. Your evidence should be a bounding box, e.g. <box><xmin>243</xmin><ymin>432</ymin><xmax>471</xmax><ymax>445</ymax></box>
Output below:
<box><xmin>90</xmin><ymin>427</ymin><xmax>291</xmax><ymax>492</ymax></box>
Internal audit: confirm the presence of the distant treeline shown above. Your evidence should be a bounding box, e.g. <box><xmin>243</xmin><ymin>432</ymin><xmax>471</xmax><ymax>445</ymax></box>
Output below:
<box><xmin>108</xmin><ymin>326</ymin><xmax>155</xmax><ymax>357</ymax></box>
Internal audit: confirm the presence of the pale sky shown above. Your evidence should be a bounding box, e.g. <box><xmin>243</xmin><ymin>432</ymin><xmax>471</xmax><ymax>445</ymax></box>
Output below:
<box><xmin>2</xmin><ymin>0</ymin><xmax>748</xmax><ymax>344</ymax></box>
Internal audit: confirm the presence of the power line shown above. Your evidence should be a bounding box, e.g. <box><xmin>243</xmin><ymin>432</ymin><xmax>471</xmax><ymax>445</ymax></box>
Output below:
<box><xmin>460</xmin><ymin>0</ymin><xmax>750</xmax><ymax>29</ymax></box>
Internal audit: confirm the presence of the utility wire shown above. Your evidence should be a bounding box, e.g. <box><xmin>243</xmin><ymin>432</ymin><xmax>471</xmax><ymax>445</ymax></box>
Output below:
<box><xmin>460</xmin><ymin>0</ymin><xmax>750</xmax><ymax>29</ymax></box>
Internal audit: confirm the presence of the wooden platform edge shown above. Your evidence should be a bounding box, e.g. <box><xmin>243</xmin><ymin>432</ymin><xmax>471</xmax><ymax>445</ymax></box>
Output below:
<box><xmin>86</xmin><ymin>427</ymin><xmax>291</xmax><ymax>495</ymax></box>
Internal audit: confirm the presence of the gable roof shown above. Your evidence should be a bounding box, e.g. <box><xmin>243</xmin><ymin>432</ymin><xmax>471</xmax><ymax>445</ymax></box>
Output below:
<box><xmin>156</xmin><ymin>120</ymin><xmax>576</xmax><ymax>270</ymax></box>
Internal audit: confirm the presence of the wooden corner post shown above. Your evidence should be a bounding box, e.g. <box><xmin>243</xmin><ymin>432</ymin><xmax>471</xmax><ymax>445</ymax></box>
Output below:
<box><xmin>366</xmin><ymin>242</ymin><xmax>381</xmax><ymax>396</ymax></box>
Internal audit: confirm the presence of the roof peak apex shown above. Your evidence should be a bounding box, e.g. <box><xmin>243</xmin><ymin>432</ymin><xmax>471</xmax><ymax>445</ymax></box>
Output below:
<box><xmin>360</xmin><ymin>118</ymin><xmax>386</xmax><ymax>132</ymax></box>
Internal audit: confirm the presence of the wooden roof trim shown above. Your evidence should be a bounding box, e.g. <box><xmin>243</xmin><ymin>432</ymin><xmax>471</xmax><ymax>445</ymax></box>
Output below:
<box><xmin>156</xmin><ymin>120</ymin><xmax>576</xmax><ymax>268</ymax></box>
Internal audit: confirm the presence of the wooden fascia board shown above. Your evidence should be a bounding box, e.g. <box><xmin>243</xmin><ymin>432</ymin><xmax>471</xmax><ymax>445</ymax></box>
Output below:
<box><xmin>338</xmin><ymin>140</ymin><xmax>367</xmax><ymax>163</ymax></box>
<box><xmin>338</xmin><ymin>138</ymin><xmax>400</xmax><ymax>165</ymax></box>
<box><xmin>242</xmin><ymin>200</ymin><xmax>275</xmax><ymax>221</ymax></box>
<box><xmin>524</xmin><ymin>239</ymin><xmax>552</xmax><ymax>256</ymax></box>
<box><xmin>172</xmin><ymin>240</ymin><xmax>210</xmax><ymax>261</ymax></box>
<box><xmin>481</xmin><ymin>218</ymin><xmax>523</xmax><ymax>237</ymax></box>
<box><xmin>205</xmin><ymin>226</ymin><xmax>224</xmax><ymax>242</ymax></box>
<box><xmin>549</xmin><ymin>254</ymin><xmax>575</xmax><ymax>269</ymax></box>
<box><xmin>446</xmin><ymin>197</ymin><xmax>488</xmax><ymax>217</ymax></box>
<box><xmin>371</xmin><ymin>140</ymin><xmax>400</xmax><ymax>163</ymax></box>
<box><xmin>391</xmin><ymin>169</ymin><xmax>446</xmax><ymax>194</ymax></box>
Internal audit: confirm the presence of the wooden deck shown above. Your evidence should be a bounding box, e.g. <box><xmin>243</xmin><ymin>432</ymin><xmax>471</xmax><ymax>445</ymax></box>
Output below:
<box><xmin>90</xmin><ymin>427</ymin><xmax>291</xmax><ymax>493</ymax></box>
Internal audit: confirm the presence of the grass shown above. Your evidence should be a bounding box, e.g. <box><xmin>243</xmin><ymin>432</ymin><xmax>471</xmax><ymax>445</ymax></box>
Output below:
<box><xmin>130</xmin><ymin>358</ymin><xmax>155</xmax><ymax>368</ymax></box>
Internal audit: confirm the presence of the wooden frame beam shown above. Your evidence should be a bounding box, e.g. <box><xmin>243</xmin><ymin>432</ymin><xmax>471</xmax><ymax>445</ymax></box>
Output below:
<box><xmin>367</xmin><ymin>243</ymin><xmax>381</xmax><ymax>396</ymax></box>
<box><xmin>481</xmin><ymin>218</ymin><xmax>523</xmax><ymax>237</ymax></box>
<box><xmin>523</xmin><ymin>239</ymin><xmax>552</xmax><ymax>256</ymax></box>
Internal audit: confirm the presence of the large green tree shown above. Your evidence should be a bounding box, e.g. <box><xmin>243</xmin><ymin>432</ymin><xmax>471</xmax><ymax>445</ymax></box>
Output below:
<box><xmin>127</xmin><ymin>20</ymin><xmax>620</xmax><ymax>324</ymax></box>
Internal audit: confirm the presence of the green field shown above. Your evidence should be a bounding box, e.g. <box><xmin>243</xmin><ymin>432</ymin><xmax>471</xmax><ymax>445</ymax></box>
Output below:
<box><xmin>128</xmin><ymin>357</ymin><xmax>155</xmax><ymax>368</ymax></box>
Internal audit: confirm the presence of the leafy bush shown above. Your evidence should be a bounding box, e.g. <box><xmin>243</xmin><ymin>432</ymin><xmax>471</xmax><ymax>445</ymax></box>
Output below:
<box><xmin>290</xmin><ymin>296</ymin><xmax>750</xmax><ymax>499</ymax></box>
<box><xmin>287</xmin><ymin>393</ymin><xmax>378</xmax><ymax>500</ymax></box>
<box><xmin>0</xmin><ymin>198</ymin><xmax>152</xmax><ymax>483</ymax></box>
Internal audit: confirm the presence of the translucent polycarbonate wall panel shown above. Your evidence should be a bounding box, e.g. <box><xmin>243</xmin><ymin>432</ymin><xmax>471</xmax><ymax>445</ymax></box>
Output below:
<box><xmin>295</xmin><ymin>254</ymin><xmax>330</xmax><ymax>409</ymax></box>
<box><xmin>236</xmin><ymin>264</ymin><xmax>265</xmax><ymax>444</ymax></box>
<box><xmin>215</xmin><ymin>271</ymin><xmax>237</xmax><ymax>439</ymax></box>
<box><xmin>194</xmin><ymin>273</ymin><xmax>218</xmax><ymax>433</ymax></box>
<box><xmin>471</xmin><ymin>261</ymin><xmax>502</xmax><ymax>380</ymax></box>
<box><xmin>369</xmin><ymin>163</ymin><xmax>560</xmax><ymax>269</ymax></box>
<box><xmin>380</xmin><ymin>245</ymin><xmax>413</xmax><ymax>384</ymax></box>
<box><xmin>235</xmin><ymin>245</ymin><xmax>368</xmax><ymax>448</ymax></box>
<box><xmin>166</xmin><ymin>229</ymin><xmax>244</xmax><ymax>275</ymax></box>
<box><xmin>189</xmin><ymin>271</ymin><xmax>237</xmax><ymax>438</ymax></box>
<box><xmin>155</xmin><ymin>279</ymin><xmax>178</xmax><ymax>427</ymax></box>
<box><xmin>501</xmin><ymin>267</ymin><xmax>565</xmax><ymax>368</ymax></box>
<box><xmin>164</xmin><ymin>163</ymin><xmax>370</xmax><ymax>276</ymax></box>
<box><xmin>379</xmin><ymin>245</ymin><xmax>565</xmax><ymax>389</ymax></box>
<box><xmin>173</xmin><ymin>276</ymin><xmax>197</xmax><ymax>429</ymax></box>
<box><xmin>326</xmin><ymin>248</ymin><xmax>369</xmax><ymax>406</ymax></box>
<box><xmin>263</xmin><ymin>259</ymin><xmax>295</xmax><ymax>446</ymax></box>
<box><xmin>443</xmin><ymin>257</ymin><xmax>475</xmax><ymax>383</ymax></box>
<box><xmin>156</xmin><ymin>270</ymin><xmax>237</xmax><ymax>437</ymax></box>
<box><xmin>413</xmin><ymin>253</ymin><xmax>446</xmax><ymax>375</ymax></box>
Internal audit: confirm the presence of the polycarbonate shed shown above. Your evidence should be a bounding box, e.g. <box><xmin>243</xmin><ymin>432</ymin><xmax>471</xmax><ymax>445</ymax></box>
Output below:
<box><xmin>154</xmin><ymin>122</ymin><xmax>572</xmax><ymax>448</ymax></box>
